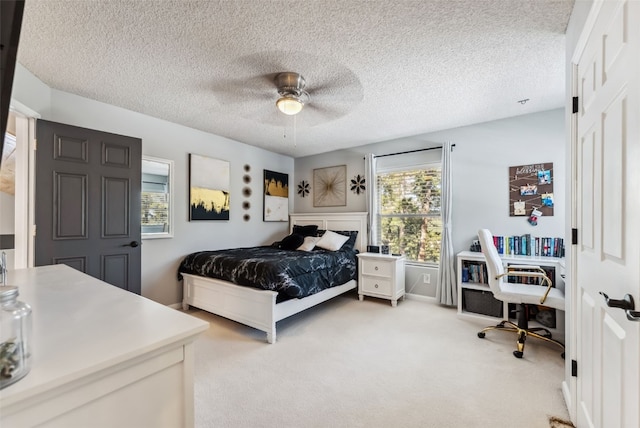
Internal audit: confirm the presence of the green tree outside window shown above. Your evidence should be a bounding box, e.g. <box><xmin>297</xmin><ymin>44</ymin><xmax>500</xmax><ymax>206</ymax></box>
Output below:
<box><xmin>377</xmin><ymin>166</ymin><xmax>441</xmax><ymax>263</ymax></box>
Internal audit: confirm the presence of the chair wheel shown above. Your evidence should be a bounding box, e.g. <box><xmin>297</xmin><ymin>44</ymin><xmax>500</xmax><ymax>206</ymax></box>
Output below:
<box><xmin>477</xmin><ymin>332</ymin><xmax>486</xmax><ymax>338</ymax></box>
<box><xmin>513</xmin><ymin>350</ymin><xmax>523</xmax><ymax>358</ymax></box>
<box><xmin>561</xmin><ymin>352</ymin><xmax>565</xmax><ymax>359</ymax></box>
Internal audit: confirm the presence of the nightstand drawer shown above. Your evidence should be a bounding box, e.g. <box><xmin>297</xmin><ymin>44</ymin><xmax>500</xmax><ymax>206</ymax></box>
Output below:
<box><xmin>361</xmin><ymin>259</ymin><xmax>392</xmax><ymax>277</ymax></box>
<box><xmin>360</xmin><ymin>276</ymin><xmax>392</xmax><ymax>295</ymax></box>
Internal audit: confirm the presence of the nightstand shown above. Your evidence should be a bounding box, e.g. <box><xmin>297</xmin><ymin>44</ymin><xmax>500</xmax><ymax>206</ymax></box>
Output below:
<box><xmin>357</xmin><ymin>253</ymin><xmax>406</xmax><ymax>306</ymax></box>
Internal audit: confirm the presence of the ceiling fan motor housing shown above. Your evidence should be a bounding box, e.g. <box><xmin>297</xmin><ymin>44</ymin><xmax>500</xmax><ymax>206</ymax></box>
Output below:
<box><xmin>275</xmin><ymin>72</ymin><xmax>307</xmax><ymax>98</ymax></box>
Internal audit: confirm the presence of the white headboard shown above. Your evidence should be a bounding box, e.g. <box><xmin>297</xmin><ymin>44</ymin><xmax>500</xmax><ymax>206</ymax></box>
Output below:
<box><xmin>289</xmin><ymin>212</ymin><xmax>368</xmax><ymax>253</ymax></box>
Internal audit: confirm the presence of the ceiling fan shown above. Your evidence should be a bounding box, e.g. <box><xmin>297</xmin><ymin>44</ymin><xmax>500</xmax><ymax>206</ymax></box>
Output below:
<box><xmin>210</xmin><ymin>51</ymin><xmax>364</xmax><ymax>127</ymax></box>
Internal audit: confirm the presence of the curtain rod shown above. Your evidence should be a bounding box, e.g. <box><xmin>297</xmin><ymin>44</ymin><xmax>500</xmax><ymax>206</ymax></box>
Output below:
<box><xmin>373</xmin><ymin>144</ymin><xmax>455</xmax><ymax>159</ymax></box>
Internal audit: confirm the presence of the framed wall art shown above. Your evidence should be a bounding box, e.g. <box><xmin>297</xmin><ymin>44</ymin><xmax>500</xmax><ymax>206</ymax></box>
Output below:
<box><xmin>263</xmin><ymin>169</ymin><xmax>289</xmax><ymax>221</ymax></box>
<box><xmin>189</xmin><ymin>154</ymin><xmax>230</xmax><ymax>220</ymax></box>
<box><xmin>313</xmin><ymin>165</ymin><xmax>346</xmax><ymax>207</ymax></box>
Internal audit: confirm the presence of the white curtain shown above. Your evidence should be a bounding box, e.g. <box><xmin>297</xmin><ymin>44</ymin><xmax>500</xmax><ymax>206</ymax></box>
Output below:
<box><xmin>436</xmin><ymin>142</ymin><xmax>456</xmax><ymax>306</ymax></box>
<box><xmin>365</xmin><ymin>153</ymin><xmax>377</xmax><ymax>246</ymax></box>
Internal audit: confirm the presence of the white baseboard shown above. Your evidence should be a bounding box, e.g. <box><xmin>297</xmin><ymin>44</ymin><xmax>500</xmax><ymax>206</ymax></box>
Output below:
<box><xmin>404</xmin><ymin>293</ymin><xmax>436</xmax><ymax>303</ymax></box>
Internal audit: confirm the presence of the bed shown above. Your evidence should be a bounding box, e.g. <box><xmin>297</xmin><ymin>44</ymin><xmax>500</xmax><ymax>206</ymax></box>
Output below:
<box><xmin>179</xmin><ymin>212</ymin><xmax>368</xmax><ymax>343</ymax></box>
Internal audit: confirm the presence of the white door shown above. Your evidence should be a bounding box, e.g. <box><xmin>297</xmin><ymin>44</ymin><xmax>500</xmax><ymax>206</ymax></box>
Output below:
<box><xmin>574</xmin><ymin>1</ymin><xmax>640</xmax><ymax>427</ymax></box>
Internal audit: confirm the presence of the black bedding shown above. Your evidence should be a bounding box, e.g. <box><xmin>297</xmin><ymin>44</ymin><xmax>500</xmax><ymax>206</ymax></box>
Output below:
<box><xmin>177</xmin><ymin>246</ymin><xmax>358</xmax><ymax>299</ymax></box>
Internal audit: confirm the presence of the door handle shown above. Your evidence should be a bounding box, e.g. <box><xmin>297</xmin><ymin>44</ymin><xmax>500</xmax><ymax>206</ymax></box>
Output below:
<box><xmin>627</xmin><ymin>310</ymin><xmax>640</xmax><ymax>322</ymax></box>
<box><xmin>599</xmin><ymin>292</ymin><xmax>635</xmax><ymax>310</ymax></box>
<box><xmin>123</xmin><ymin>241</ymin><xmax>140</xmax><ymax>248</ymax></box>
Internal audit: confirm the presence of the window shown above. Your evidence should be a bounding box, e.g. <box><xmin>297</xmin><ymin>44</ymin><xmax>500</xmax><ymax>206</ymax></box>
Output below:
<box><xmin>141</xmin><ymin>157</ymin><xmax>173</xmax><ymax>239</ymax></box>
<box><xmin>376</xmin><ymin>163</ymin><xmax>441</xmax><ymax>263</ymax></box>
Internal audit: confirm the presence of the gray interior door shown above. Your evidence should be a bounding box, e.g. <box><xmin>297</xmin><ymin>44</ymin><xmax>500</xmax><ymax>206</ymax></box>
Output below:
<box><xmin>35</xmin><ymin>119</ymin><xmax>142</xmax><ymax>294</ymax></box>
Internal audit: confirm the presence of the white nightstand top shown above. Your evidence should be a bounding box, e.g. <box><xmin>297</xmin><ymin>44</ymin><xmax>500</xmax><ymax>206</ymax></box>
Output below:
<box><xmin>357</xmin><ymin>252</ymin><xmax>406</xmax><ymax>260</ymax></box>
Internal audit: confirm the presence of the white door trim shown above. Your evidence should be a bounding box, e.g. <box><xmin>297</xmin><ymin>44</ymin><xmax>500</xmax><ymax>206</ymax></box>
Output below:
<box><xmin>10</xmin><ymin>100</ymin><xmax>39</xmax><ymax>268</ymax></box>
<box><xmin>13</xmin><ymin>114</ymin><xmax>29</xmax><ymax>269</ymax></box>
<box><xmin>563</xmin><ymin>61</ymin><xmax>580</xmax><ymax>422</ymax></box>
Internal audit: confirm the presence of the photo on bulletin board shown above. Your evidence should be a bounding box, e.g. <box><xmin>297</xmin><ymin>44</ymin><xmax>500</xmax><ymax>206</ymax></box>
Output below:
<box><xmin>520</xmin><ymin>184</ymin><xmax>537</xmax><ymax>196</ymax></box>
<box><xmin>538</xmin><ymin>169</ymin><xmax>552</xmax><ymax>185</ymax></box>
<box><xmin>541</xmin><ymin>193</ymin><xmax>554</xmax><ymax>207</ymax></box>
<box><xmin>509</xmin><ymin>162</ymin><xmax>554</xmax><ymax>217</ymax></box>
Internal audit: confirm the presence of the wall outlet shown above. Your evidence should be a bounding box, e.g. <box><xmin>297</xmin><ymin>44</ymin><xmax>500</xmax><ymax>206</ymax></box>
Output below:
<box><xmin>423</xmin><ymin>273</ymin><xmax>431</xmax><ymax>284</ymax></box>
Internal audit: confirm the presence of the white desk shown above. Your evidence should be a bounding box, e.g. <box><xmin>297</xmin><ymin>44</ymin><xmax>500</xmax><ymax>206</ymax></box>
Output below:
<box><xmin>0</xmin><ymin>264</ymin><xmax>208</xmax><ymax>427</ymax></box>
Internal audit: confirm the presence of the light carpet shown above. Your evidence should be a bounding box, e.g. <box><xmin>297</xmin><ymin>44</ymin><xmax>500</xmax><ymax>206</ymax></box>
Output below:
<box><xmin>186</xmin><ymin>291</ymin><xmax>570</xmax><ymax>428</ymax></box>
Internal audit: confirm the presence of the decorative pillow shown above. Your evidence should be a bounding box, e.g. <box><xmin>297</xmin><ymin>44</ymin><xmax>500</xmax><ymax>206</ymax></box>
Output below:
<box><xmin>315</xmin><ymin>230</ymin><xmax>350</xmax><ymax>251</ymax></box>
<box><xmin>292</xmin><ymin>224</ymin><xmax>319</xmax><ymax>237</ymax></box>
<box><xmin>297</xmin><ymin>236</ymin><xmax>321</xmax><ymax>251</ymax></box>
<box><xmin>280</xmin><ymin>233</ymin><xmax>305</xmax><ymax>250</ymax></box>
<box><xmin>337</xmin><ymin>231</ymin><xmax>358</xmax><ymax>251</ymax></box>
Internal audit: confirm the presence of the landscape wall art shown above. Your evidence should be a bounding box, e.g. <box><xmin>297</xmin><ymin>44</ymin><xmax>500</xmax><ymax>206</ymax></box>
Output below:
<box><xmin>189</xmin><ymin>154</ymin><xmax>230</xmax><ymax>220</ymax></box>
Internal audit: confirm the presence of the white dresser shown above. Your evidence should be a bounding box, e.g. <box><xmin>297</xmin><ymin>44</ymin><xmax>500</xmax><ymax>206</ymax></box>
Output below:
<box><xmin>0</xmin><ymin>264</ymin><xmax>208</xmax><ymax>428</ymax></box>
<box><xmin>357</xmin><ymin>253</ymin><xmax>406</xmax><ymax>306</ymax></box>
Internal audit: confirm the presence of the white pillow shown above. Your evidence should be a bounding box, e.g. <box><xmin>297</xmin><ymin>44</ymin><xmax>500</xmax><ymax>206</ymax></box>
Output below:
<box><xmin>297</xmin><ymin>236</ymin><xmax>321</xmax><ymax>251</ymax></box>
<box><xmin>315</xmin><ymin>230</ymin><xmax>349</xmax><ymax>251</ymax></box>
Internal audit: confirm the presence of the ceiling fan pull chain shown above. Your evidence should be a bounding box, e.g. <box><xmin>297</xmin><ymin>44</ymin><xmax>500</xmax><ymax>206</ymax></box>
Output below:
<box><xmin>294</xmin><ymin>114</ymin><xmax>297</xmax><ymax>149</ymax></box>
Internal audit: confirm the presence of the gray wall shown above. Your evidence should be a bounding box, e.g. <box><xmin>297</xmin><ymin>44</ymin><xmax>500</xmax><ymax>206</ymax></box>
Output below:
<box><xmin>11</xmin><ymin>65</ymin><xmax>293</xmax><ymax>305</ymax></box>
<box><xmin>295</xmin><ymin>108</ymin><xmax>566</xmax><ymax>297</ymax></box>
<box><xmin>12</xmin><ymin>63</ymin><xmax>566</xmax><ymax>302</ymax></box>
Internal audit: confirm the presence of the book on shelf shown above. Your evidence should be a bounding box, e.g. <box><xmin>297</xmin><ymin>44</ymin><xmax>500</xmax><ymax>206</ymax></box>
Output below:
<box><xmin>506</xmin><ymin>264</ymin><xmax>556</xmax><ymax>286</ymax></box>
<box><xmin>488</xmin><ymin>234</ymin><xmax>564</xmax><ymax>258</ymax></box>
<box><xmin>462</xmin><ymin>261</ymin><xmax>488</xmax><ymax>284</ymax></box>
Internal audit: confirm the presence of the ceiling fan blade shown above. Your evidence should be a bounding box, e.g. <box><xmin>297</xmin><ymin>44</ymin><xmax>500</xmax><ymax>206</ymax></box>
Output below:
<box><xmin>301</xmin><ymin>103</ymin><xmax>350</xmax><ymax>125</ymax></box>
<box><xmin>212</xmin><ymin>76</ymin><xmax>272</xmax><ymax>99</ymax></box>
<box><xmin>233</xmin><ymin>53</ymin><xmax>285</xmax><ymax>77</ymax></box>
<box><xmin>306</xmin><ymin>70</ymin><xmax>364</xmax><ymax>102</ymax></box>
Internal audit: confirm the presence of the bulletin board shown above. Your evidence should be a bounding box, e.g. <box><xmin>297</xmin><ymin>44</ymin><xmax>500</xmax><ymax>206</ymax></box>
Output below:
<box><xmin>509</xmin><ymin>162</ymin><xmax>554</xmax><ymax>217</ymax></box>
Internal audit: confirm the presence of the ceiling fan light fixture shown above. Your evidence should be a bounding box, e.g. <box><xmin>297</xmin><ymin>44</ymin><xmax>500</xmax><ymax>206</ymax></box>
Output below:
<box><xmin>276</xmin><ymin>95</ymin><xmax>304</xmax><ymax>115</ymax></box>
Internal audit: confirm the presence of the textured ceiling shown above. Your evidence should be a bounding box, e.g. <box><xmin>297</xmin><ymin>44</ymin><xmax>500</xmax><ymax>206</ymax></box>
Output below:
<box><xmin>17</xmin><ymin>0</ymin><xmax>575</xmax><ymax>158</ymax></box>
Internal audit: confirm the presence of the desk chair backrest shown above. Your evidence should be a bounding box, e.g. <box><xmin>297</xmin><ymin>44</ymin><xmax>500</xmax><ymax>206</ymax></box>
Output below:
<box><xmin>478</xmin><ymin>229</ymin><xmax>505</xmax><ymax>299</ymax></box>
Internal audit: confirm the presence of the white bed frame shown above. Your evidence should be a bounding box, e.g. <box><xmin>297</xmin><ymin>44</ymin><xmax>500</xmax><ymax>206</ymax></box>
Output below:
<box><xmin>181</xmin><ymin>212</ymin><xmax>368</xmax><ymax>343</ymax></box>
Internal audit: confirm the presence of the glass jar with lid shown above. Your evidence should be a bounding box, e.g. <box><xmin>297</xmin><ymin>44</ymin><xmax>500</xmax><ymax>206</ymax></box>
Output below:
<box><xmin>0</xmin><ymin>286</ymin><xmax>32</xmax><ymax>389</ymax></box>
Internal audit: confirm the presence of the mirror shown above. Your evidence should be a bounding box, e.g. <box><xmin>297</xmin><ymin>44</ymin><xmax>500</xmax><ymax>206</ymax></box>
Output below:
<box><xmin>141</xmin><ymin>156</ymin><xmax>173</xmax><ymax>239</ymax></box>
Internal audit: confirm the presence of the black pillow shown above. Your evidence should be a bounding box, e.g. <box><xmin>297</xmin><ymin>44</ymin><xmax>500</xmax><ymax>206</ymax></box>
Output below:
<box><xmin>280</xmin><ymin>233</ymin><xmax>305</xmax><ymax>250</ymax></box>
<box><xmin>292</xmin><ymin>225</ymin><xmax>319</xmax><ymax>237</ymax></box>
<box><xmin>335</xmin><ymin>231</ymin><xmax>358</xmax><ymax>251</ymax></box>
